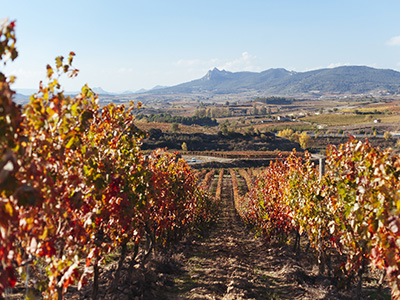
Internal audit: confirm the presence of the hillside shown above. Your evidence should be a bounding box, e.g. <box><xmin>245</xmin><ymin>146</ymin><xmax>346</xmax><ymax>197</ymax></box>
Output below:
<box><xmin>147</xmin><ymin>66</ymin><xmax>400</xmax><ymax>97</ymax></box>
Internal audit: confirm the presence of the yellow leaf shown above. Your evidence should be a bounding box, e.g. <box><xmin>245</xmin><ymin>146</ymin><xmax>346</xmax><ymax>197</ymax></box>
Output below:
<box><xmin>65</xmin><ymin>136</ymin><xmax>76</xmax><ymax>149</ymax></box>
<box><xmin>39</xmin><ymin>227</ymin><xmax>48</xmax><ymax>240</ymax></box>
<box><xmin>5</xmin><ymin>201</ymin><xmax>13</xmax><ymax>216</ymax></box>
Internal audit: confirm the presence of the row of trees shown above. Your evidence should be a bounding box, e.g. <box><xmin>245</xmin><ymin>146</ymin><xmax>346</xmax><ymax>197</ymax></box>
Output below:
<box><xmin>0</xmin><ymin>20</ymin><xmax>218</xmax><ymax>299</ymax></box>
<box><xmin>136</xmin><ymin>112</ymin><xmax>218</xmax><ymax>127</ymax></box>
<box><xmin>194</xmin><ymin>107</ymin><xmax>233</xmax><ymax>118</ymax></box>
<box><xmin>254</xmin><ymin>96</ymin><xmax>293</xmax><ymax>105</ymax></box>
<box><xmin>194</xmin><ymin>105</ymin><xmax>273</xmax><ymax>119</ymax></box>
<box><xmin>277</xmin><ymin>128</ymin><xmax>312</xmax><ymax>149</ymax></box>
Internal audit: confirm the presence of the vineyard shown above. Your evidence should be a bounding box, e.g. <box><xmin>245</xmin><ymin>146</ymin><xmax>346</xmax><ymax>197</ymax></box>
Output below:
<box><xmin>0</xmin><ymin>21</ymin><xmax>218</xmax><ymax>300</ymax></box>
<box><xmin>1</xmin><ymin>19</ymin><xmax>400</xmax><ymax>300</ymax></box>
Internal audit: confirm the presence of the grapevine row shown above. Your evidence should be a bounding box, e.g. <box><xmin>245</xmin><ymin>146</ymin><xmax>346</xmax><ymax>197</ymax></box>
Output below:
<box><xmin>214</xmin><ymin>169</ymin><xmax>224</xmax><ymax>202</ymax></box>
<box><xmin>193</xmin><ymin>169</ymin><xmax>208</xmax><ymax>181</ymax></box>
<box><xmin>239</xmin><ymin>169</ymin><xmax>254</xmax><ymax>190</ymax></box>
<box><xmin>240</xmin><ymin>140</ymin><xmax>400</xmax><ymax>298</ymax></box>
<box><xmin>200</xmin><ymin>169</ymin><xmax>216</xmax><ymax>191</ymax></box>
<box><xmin>0</xmin><ymin>21</ymin><xmax>217</xmax><ymax>300</ymax></box>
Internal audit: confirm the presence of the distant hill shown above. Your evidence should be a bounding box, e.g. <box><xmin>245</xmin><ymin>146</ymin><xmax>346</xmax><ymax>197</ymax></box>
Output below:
<box><xmin>146</xmin><ymin>66</ymin><xmax>400</xmax><ymax>97</ymax></box>
<box><xmin>92</xmin><ymin>87</ymin><xmax>115</xmax><ymax>95</ymax></box>
<box><xmin>14</xmin><ymin>93</ymin><xmax>30</xmax><ymax>103</ymax></box>
<box><xmin>134</xmin><ymin>85</ymin><xmax>168</xmax><ymax>94</ymax></box>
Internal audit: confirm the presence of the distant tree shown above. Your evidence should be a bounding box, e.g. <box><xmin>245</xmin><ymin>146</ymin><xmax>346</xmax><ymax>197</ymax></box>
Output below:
<box><xmin>181</xmin><ymin>142</ymin><xmax>188</xmax><ymax>151</ymax></box>
<box><xmin>219</xmin><ymin>123</ymin><xmax>228</xmax><ymax>135</ymax></box>
<box><xmin>299</xmin><ymin>132</ymin><xmax>312</xmax><ymax>149</ymax></box>
<box><xmin>255</xmin><ymin>96</ymin><xmax>293</xmax><ymax>105</ymax></box>
<box><xmin>171</xmin><ymin>122</ymin><xmax>179</xmax><ymax>132</ymax></box>
<box><xmin>246</xmin><ymin>125</ymin><xmax>255</xmax><ymax>135</ymax></box>
<box><xmin>384</xmin><ymin>131</ymin><xmax>392</xmax><ymax>141</ymax></box>
<box><xmin>277</xmin><ymin>128</ymin><xmax>294</xmax><ymax>139</ymax></box>
<box><xmin>253</xmin><ymin>104</ymin><xmax>258</xmax><ymax>115</ymax></box>
<box><xmin>195</xmin><ymin>107</ymin><xmax>207</xmax><ymax>118</ymax></box>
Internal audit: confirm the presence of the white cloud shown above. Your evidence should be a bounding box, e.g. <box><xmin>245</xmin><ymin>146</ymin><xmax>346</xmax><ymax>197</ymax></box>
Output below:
<box><xmin>386</xmin><ymin>36</ymin><xmax>400</xmax><ymax>46</ymax></box>
<box><xmin>219</xmin><ymin>52</ymin><xmax>261</xmax><ymax>72</ymax></box>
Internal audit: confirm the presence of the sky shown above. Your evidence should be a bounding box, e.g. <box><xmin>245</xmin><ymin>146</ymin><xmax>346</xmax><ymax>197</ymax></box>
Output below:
<box><xmin>2</xmin><ymin>0</ymin><xmax>400</xmax><ymax>93</ymax></box>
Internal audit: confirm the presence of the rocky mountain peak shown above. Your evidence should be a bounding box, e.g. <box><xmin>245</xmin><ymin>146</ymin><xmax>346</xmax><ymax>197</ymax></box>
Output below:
<box><xmin>202</xmin><ymin>68</ymin><xmax>230</xmax><ymax>81</ymax></box>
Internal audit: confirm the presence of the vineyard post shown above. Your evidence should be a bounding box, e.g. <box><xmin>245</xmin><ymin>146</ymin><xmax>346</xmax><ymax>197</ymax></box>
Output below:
<box><xmin>319</xmin><ymin>157</ymin><xmax>325</xmax><ymax>181</ymax></box>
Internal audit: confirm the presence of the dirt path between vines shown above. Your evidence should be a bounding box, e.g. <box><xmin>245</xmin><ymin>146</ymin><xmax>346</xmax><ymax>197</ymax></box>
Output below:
<box><xmin>159</xmin><ymin>173</ymin><xmax>351</xmax><ymax>300</ymax></box>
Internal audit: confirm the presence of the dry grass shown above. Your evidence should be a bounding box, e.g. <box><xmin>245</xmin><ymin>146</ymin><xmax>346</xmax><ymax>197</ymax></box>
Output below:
<box><xmin>303</xmin><ymin>113</ymin><xmax>382</xmax><ymax>126</ymax></box>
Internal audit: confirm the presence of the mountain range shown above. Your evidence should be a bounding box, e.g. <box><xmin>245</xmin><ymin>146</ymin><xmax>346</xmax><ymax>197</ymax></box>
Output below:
<box><xmin>14</xmin><ymin>85</ymin><xmax>168</xmax><ymax>100</ymax></box>
<box><xmin>146</xmin><ymin>66</ymin><xmax>400</xmax><ymax>97</ymax></box>
<box><xmin>14</xmin><ymin>66</ymin><xmax>400</xmax><ymax>100</ymax></box>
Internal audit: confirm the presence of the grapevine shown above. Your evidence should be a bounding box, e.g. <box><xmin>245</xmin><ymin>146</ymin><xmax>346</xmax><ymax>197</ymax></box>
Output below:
<box><xmin>0</xmin><ymin>20</ymin><xmax>217</xmax><ymax>299</ymax></box>
<box><xmin>215</xmin><ymin>169</ymin><xmax>224</xmax><ymax>202</ymax></box>
<box><xmin>200</xmin><ymin>169</ymin><xmax>216</xmax><ymax>191</ymax></box>
<box><xmin>241</xmin><ymin>139</ymin><xmax>400</xmax><ymax>298</ymax></box>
